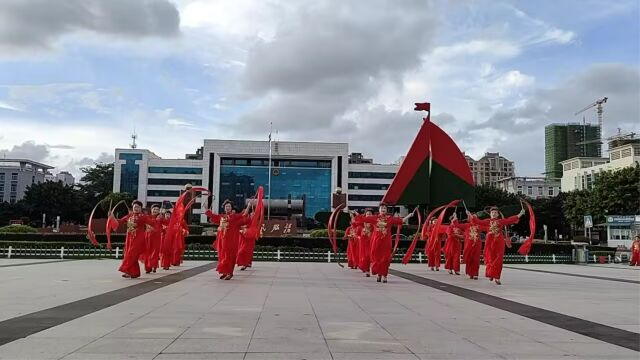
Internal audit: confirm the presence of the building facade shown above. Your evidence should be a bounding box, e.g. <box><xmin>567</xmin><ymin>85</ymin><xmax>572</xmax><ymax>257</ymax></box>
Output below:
<box><xmin>545</xmin><ymin>123</ymin><xmax>602</xmax><ymax>178</ymax></box>
<box><xmin>113</xmin><ymin>140</ymin><xmax>402</xmax><ymax>223</ymax></box>
<box><xmin>55</xmin><ymin>171</ymin><xmax>75</xmax><ymax>186</ymax></box>
<box><xmin>560</xmin><ymin>142</ymin><xmax>640</xmax><ymax>192</ymax></box>
<box><xmin>494</xmin><ymin>176</ymin><xmax>561</xmax><ymax>199</ymax></box>
<box><xmin>465</xmin><ymin>152</ymin><xmax>515</xmax><ymax>186</ymax></box>
<box><xmin>0</xmin><ymin>159</ymin><xmax>53</xmax><ymax>203</ymax></box>
<box><xmin>348</xmin><ymin>163</ymin><xmax>400</xmax><ymax>213</ymax></box>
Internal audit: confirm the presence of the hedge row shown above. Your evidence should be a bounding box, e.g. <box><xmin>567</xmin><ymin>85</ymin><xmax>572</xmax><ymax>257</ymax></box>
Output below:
<box><xmin>0</xmin><ymin>235</ymin><xmax>616</xmax><ymax>255</ymax></box>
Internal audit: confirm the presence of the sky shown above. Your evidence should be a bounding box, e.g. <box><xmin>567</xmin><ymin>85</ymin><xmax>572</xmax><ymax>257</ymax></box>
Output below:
<box><xmin>0</xmin><ymin>0</ymin><xmax>638</xmax><ymax>179</ymax></box>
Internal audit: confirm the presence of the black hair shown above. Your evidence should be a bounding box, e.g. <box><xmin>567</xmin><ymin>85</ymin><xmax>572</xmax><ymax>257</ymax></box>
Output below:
<box><xmin>132</xmin><ymin>200</ymin><xmax>143</xmax><ymax>207</ymax></box>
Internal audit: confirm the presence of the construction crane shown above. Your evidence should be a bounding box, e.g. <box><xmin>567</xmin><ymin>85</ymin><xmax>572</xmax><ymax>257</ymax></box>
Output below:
<box><xmin>575</xmin><ymin>97</ymin><xmax>608</xmax><ymax>136</ymax></box>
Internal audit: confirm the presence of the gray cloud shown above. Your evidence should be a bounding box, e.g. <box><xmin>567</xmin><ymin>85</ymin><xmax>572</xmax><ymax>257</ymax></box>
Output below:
<box><xmin>0</xmin><ymin>0</ymin><xmax>180</xmax><ymax>53</ymax></box>
<box><xmin>0</xmin><ymin>141</ymin><xmax>50</xmax><ymax>161</ymax></box>
<box><xmin>466</xmin><ymin>63</ymin><xmax>640</xmax><ymax>175</ymax></box>
<box><xmin>236</xmin><ymin>1</ymin><xmax>437</xmax><ymax>135</ymax></box>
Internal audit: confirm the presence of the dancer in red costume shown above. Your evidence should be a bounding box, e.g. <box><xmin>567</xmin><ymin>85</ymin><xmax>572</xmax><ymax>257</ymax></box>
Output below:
<box><xmin>143</xmin><ymin>205</ymin><xmax>163</xmax><ymax>274</ymax></box>
<box><xmin>159</xmin><ymin>210</ymin><xmax>173</xmax><ymax>270</ymax></box>
<box><xmin>630</xmin><ymin>235</ymin><xmax>640</xmax><ymax>266</ymax></box>
<box><xmin>425</xmin><ymin>219</ymin><xmax>447</xmax><ymax>271</ymax></box>
<box><xmin>345</xmin><ymin>215</ymin><xmax>361</xmax><ymax>269</ymax></box>
<box><xmin>471</xmin><ymin>206</ymin><xmax>524</xmax><ymax>285</ymax></box>
<box><xmin>171</xmin><ymin>216</ymin><xmax>189</xmax><ymax>266</ymax></box>
<box><xmin>111</xmin><ymin>200</ymin><xmax>154</xmax><ymax>278</ymax></box>
<box><xmin>205</xmin><ymin>200</ymin><xmax>250</xmax><ymax>280</ymax></box>
<box><xmin>356</xmin><ymin>205</ymin><xmax>413</xmax><ymax>283</ymax></box>
<box><xmin>236</xmin><ymin>225</ymin><xmax>259</xmax><ymax>270</ymax></box>
<box><xmin>444</xmin><ymin>214</ymin><xmax>464</xmax><ymax>275</ymax></box>
<box><xmin>459</xmin><ymin>213</ymin><xmax>485</xmax><ymax>280</ymax></box>
<box><xmin>356</xmin><ymin>208</ymin><xmax>374</xmax><ymax>277</ymax></box>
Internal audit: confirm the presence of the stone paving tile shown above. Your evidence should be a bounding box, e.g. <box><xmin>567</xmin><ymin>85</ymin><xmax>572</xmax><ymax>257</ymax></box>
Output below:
<box><xmin>0</xmin><ymin>262</ymin><xmax>638</xmax><ymax>360</ymax></box>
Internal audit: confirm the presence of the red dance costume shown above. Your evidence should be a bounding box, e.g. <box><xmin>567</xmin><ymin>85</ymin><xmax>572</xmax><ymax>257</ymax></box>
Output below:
<box><xmin>159</xmin><ymin>216</ymin><xmax>174</xmax><ymax>269</ymax></box>
<box><xmin>172</xmin><ymin>221</ymin><xmax>189</xmax><ymax>266</ymax></box>
<box><xmin>357</xmin><ymin>214</ymin><xmax>403</xmax><ymax>278</ymax></box>
<box><xmin>117</xmin><ymin>213</ymin><xmax>153</xmax><ymax>278</ymax></box>
<box><xmin>444</xmin><ymin>220</ymin><xmax>464</xmax><ymax>274</ymax></box>
<box><xmin>630</xmin><ymin>239</ymin><xmax>640</xmax><ymax>266</ymax></box>
<box><xmin>206</xmin><ymin>210</ymin><xmax>250</xmax><ymax>277</ymax></box>
<box><xmin>236</xmin><ymin>226</ymin><xmax>259</xmax><ymax>268</ymax></box>
<box><xmin>461</xmin><ymin>218</ymin><xmax>485</xmax><ymax>278</ymax></box>
<box><xmin>358</xmin><ymin>222</ymin><xmax>373</xmax><ymax>273</ymax></box>
<box><xmin>474</xmin><ymin>215</ymin><xmax>520</xmax><ymax>280</ymax></box>
<box><xmin>143</xmin><ymin>215</ymin><xmax>163</xmax><ymax>273</ymax></box>
<box><xmin>345</xmin><ymin>224</ymin><xmax>361</xmax><ymax>269</ymax></box>
<box><xmin>426</xmin><ymin>225</ymin><xmax>446</xmax><ymax>269</ymax></box>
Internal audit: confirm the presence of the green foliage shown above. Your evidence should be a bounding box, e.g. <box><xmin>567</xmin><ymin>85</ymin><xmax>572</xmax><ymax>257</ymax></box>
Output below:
<box><xmin>22</xmin><ymin>181</ymin><xmax>88</xmax><ymax>224</ymax></box>
<box><xmin>563</xmin><ymin>165</ymin><xmax>640</xmax><ymax>227</ymax></box>
<box><xmin>78</xmin><ymin>163</ymin><xmax>114</xmax><ymax>205</ymax></box>
<box><xmin>0</xmin><ymin>224</ymin><xmax>38</xmax><ymax>233</ymax></box>
<box><xmin>309</xmin><ymin>229</ymin><xmax>345</xmax><ymax>238</ymax></box>
<box><xmin>0</xmin><ymin>201</ymin><xmax>28</xmax><ymax>227</ymax></box>
<box><xmin>473</xmin><ymin>184</ymin><xmax>520</xmax><ymax>211</ymax></box>
<box><xmin>188</xmin><ymin>225</ymin><xmax>203</xmax><ymax>235</ymax></box>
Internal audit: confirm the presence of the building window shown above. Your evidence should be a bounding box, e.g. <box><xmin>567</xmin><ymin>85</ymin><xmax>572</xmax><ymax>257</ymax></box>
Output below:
<box><xmin>147</xmin><ymin>178</ymin><xmax>203</xmax><ymax>186</ymax></box>
<box><xmin>348</xmin><ymin>194</ymin><xmax>385</xmax><ymax>202</ymax></box>
<box><xmin>0</xmin><ymin>173</ymin><xmax>4</xmax><ymax>182</ymax></box>
<box><xmin>220</xmin><ymin>164</ymin><xmax>331</xmax><ymax>218</ymax></box>
<box><xmin>147</xmin><ymin>190</ymin><xmax>182</xmax><ymax>197</ymax></box>
<box><xmin>347</xmin><ymin>183</ymin><xmax>388</xmax><ymax>190</ymax></box>
<box><xmin>517</xmin><ymin>185</ymin><xmax>523</xmax><ymax>194</ymax></box>
<box><xmin>120</xmin><ymin>153</ymin><xmax>143</xmax><ymax>196</ymax></box>
<box><xmin>537</xmin><ymin>186</ymin><xmax>543</xmax><ymax>196</ymax></box>
<box><xmin>10</xmin><ymin>183</ymin><xmax>17</xmax><ymax>192</ymax></box>
<box><xmin>9</xmin><ymin>195</ymin><xmax>16</xmax><ymax>204</ymax></box>
<box><xmin>348</xmin><ymin>172</ymin><xmax>396</xmax><ymax>179</ymax></box>
<box><xmin>11</xmin><ymin>173</ymin><xmax>18</xmax><ymax>181</ymax></box>
<box><xmin>548</xmin><ymin>187</ymin><xmax>554</xmax><ymax>196</ymax></box>
<box><xmin>621</xmin><ymin>148</ymin><xmax>632</xmax><ymax>158</ymax></box>
<box><xmin>148</xmin><ymin>167</ymin><xmax>203</xmax><ymax>174</ymax></box>
<box><xmin>527</xmin><ymin>186</ymin><xmax>533</xmax><ymax>195</ymax></box>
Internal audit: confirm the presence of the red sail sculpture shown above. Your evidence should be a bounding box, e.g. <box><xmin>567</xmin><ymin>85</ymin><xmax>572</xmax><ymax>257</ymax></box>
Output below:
<box><xmin>382</xmin><ymin>102</ymin><xmax>474</xmax><ymax>208</ymax></box>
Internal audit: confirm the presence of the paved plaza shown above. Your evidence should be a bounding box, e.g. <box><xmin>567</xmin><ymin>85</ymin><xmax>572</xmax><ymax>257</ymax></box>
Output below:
<box><xmin>0</xmin><ymin>259</ymin><xmax>638</xmax><ymax>359</ymax></box>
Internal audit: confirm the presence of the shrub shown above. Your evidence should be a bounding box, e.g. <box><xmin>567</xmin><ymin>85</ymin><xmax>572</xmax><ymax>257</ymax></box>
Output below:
<box><xmin>188</xmin><ymin>225</ymin><xmax>203</xmax><ymax>235</ymax></box>
<box><xmin>0</xmin><ymin>225</ymin><xmax>39</xmax><ymax>233</ymax></box>
<box><xmin>310</xmin><ymin>229</ymin><xmax>345</xmax><ymax>238</ymax></box>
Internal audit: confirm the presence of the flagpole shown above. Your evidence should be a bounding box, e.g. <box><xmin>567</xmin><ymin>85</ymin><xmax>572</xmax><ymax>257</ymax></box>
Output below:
<box><xmin>268</xmin><ymin>122</ymin><xmax>272</xmax><ymax>220</ymax></box>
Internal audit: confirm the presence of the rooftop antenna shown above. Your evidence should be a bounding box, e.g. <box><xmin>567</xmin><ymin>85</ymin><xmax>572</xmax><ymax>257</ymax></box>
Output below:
<box><xmin>130</xmin><ymin>128</ymin><xmax>138</xmax><ymax>149</ymax></box>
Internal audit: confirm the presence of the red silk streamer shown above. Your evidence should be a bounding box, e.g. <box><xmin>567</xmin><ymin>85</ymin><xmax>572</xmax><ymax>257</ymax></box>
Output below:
<box><xmin>404</xmin><ymin>205</ymin><xmax>446</xmax><ymax>264</ymax></box>
<box><xmin>518</xmin><ymin>199</ymin><xmax>536</xmax><ymax>255</ymax></box>
<box><xmin>106</xmin><ymin>200</ymin><xmax>127</xmax><ymax>251</ymax></box>
<box><xmin>428</xmin><ymin>200</ymin><xmax>460</xmax><ymax>254</ymax></box>
<box><xmin>86</xmin><ymin>202</ymin><xmax>101</xmax><ymax>246</ymax></box>
<box><xmin>400</xmin><ymin>207</ymin><xmax>422</xmax><ymax>264</ymax></box>
<box><xmin>245</xmin><ymin>186</ymin><xmax>264</xmax><ymax>241</ymax></box>
<box><xmin>328</xmin><ymin>204</ymin><xmax>345</xmax><ymax>253</ymax></box>
<box><xmin>166</xmin><ymin>187</ymin><xmax>210</xmax><ymax>253</ymax></box>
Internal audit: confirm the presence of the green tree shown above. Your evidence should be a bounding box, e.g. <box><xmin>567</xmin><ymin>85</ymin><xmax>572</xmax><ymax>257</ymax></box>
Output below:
<box><xmin>562</xmin><ymin>189</ymin><xmax>591</xmax><ymax>228</ymax></box>
<box><xmin>0</xmin><ymin>201</ymin><xmax>28</xmax><ymax>226</ymax></box>
<box><xmin>22</xmin><ymin>181</ymin><xmax>88</xmax><ymax>224</ymax></box>
<box><xmin>473</xmin><ymin>184</ymin><xmax>520</xmax><ymax>212</ymax></box>
<box><xmin>78</xmin><ymin>163</ymin><xmax>114</xmax><ymax>205</ymax></box>
<box><xmin>590</xmin><ymin>165</ymin><xmax>640</xmax><ymax>223</ymax></box>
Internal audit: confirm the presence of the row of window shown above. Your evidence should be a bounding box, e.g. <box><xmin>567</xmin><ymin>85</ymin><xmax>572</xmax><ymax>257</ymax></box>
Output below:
<box><xmin>220</xmin><ymin>158</ymin><xmax>332</xmax><ymax>168</ymax></box>
<box><xmin>0</xmin><ymin>173</ymin><xmax>18</xmax><ymax>182</ymax></box>
<box><xmin>147</xmin><ymin>178</ymin><xmax>202</xmax><ymax>186</ymax></box>
<box><xmin>148</xmin><ymin>167</ymin><xmax>203</xmax><ymax>174</ymax></box>
<box><xmin>348</xmin><ymin>194</ymin><xmax>384</xmax><ymax>202</ymax></box>
<box><xmin>348</xmin><ymin>172</ymin><xmax>396</xmax><ymax>179</ymax></box>
<box><xmin>516</xmin><ymin>185</ymin><xmax>557</xmax><ymax>196</ymax></box>
<box><xmin>147</xmin><ymin>190</ymin><xmax>181</xmax><ymax>197</ymax></box>
<box><xmin>348</xmin><ymin>183</ymin><xmax>389</xmax><ymax>190</ymax></box>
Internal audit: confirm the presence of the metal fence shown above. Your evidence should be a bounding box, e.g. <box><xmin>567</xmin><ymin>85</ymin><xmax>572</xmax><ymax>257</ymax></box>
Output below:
<box><xmin>0</xmin><ymin>243</ymin><xmax>576</xmax><ymax>264</ymax></box>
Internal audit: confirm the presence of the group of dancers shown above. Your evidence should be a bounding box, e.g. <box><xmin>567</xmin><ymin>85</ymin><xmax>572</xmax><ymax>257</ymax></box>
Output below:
<box><xmin>103</xmin><ymin>185</ymin><xmax>265</xmax><ymax>280</ymax></box>
<box><xmin>343</xmin><ymin>204</ymin><xmax>526</xmax><ymax>285</ymax></box>
<box><xmin>99</xmin><ymin>180</ymin><xmax>535</xmax><ymax>284</ymax></box>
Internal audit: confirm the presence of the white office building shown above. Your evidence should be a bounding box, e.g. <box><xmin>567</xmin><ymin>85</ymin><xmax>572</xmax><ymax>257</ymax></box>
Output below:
<box><xmin>560</xmin><ymin>142</ymin><xmax>640</xmax><ymax>192</ymax></box>
<box><xmin>495</xmin><ymin>176</ymin><xmax>561</xmax><ymax>199</ymax></box>
<box><xmin>113</xmin><ymin>139</ymin><xmax>400</xmax><ymax>223</ymax></box>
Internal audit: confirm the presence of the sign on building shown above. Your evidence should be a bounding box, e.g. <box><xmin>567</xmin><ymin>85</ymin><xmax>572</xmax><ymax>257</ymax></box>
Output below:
<box><xmin>260</xmin><ymin>220</ymin><xmax>297</xmax><ymax>237</ymax></box>
<box><xmin>606</xmin><ymin>215</ymin><xmax>637</xmax><ymax>224</ymax></box>
<box><xmin>584</xmin><ymin>215</ymin><xmax>593</xmax><ymax>229</ymax></box>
